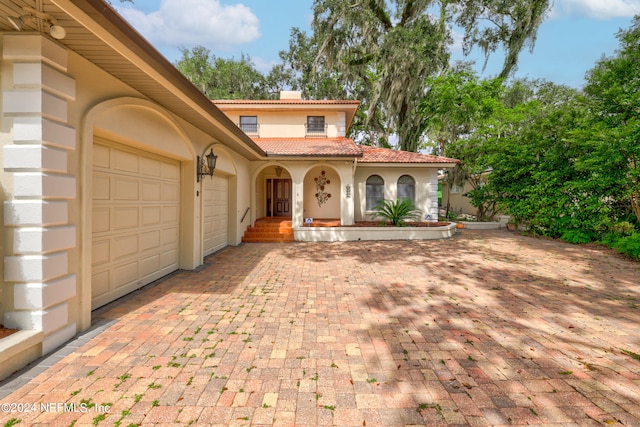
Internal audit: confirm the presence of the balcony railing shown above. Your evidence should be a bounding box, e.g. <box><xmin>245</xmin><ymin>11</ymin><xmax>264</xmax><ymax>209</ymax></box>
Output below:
<box><xmin>238</xmin><ymin>122</ymin><xmax>259</xmax><ymax>137</ymax></box>
<box><xmin>304</xmin><ymin>123</ymin><xmax>328</xmax><ymax>137</ymax></box>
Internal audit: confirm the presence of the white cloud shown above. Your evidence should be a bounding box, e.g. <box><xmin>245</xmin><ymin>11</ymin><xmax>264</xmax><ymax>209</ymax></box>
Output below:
<box><xmin>115</xmin><ymin>0</ymin><xmax>261</xmax><ymax>51</ymax></box>
<box><xmin>552</xmin><ymin>0</ymin><xmax>640</xmax><ymax>20</ymax></box>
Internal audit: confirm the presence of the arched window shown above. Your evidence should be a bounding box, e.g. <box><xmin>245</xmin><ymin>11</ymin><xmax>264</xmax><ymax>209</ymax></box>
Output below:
<box><xmin>397</xmin><ymin>175</ymin><xmax>415</xmax><ymax>202</ymax></box>
<box><xmin>366</xmin><ymin>175</ymin><xmax>384</xmax><ymax>210</ymax></box>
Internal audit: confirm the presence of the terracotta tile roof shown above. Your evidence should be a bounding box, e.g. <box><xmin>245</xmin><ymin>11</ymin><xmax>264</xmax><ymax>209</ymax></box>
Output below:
<box><xmin>359</xmin><ymin>146</ymin><xmax>459</xmax><ymax>164</ymax></box>
<box><xmin>214</xmin><ymin>99</ymin><xmax>360</xmax><ymax>105</ymax></box>
<box><xmin>253</xmin><ymin>138</ymin><xmax>363</xmax><ymax>157</ymax></box>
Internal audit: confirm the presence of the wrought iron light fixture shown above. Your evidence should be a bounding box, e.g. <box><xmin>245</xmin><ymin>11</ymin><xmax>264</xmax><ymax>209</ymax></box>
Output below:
<box><xmin>197</xmin><ymin>148</ymin><xmax>217</xmax><ymax>182</ymax></box>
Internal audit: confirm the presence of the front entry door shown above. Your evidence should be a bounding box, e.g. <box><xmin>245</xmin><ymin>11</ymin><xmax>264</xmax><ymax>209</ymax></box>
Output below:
<box><xmin>274</xmin><ymin>179</ymin><xmax>291</xmax><ymax>216</ymax></box>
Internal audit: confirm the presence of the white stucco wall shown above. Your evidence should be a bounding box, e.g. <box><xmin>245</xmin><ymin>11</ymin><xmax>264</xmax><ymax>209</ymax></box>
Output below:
<box><xmin>0</xmin><ymin>33</ymin><xmax>255</xmax><ymax>378</ymax></box>
<box><xmin>354</xmin><ymin>166</ymin><xmax>439</xmax><ymax>222</ymax></box>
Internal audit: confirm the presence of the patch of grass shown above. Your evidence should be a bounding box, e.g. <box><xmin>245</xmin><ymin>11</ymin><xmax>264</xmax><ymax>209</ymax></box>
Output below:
<box><xmin>114</xmin><ymin>373</ymin><xmax>131</xmax><ymax>389</ymax></box>
<box><xmin>152</xmin><ymin>365</ymin><xmax>161</xmax><ymax>370</ymax></box>
<box><xmin>366</xmin><ymin>377</ymin><xmax>377</xmax><ymax>383</ymax></box>
<box><xmin>86</xmin><ymin>369</ymin><xmax>96</xmax><ymax>377</ymax></box>
<box><xmin>183</xmin><ymin>337</ymin><xmax>194</xmax><ymax>342</ymax></box>
<box><xmin>559</xmin><ymin>371</ymin><xmax>573</xmax><ymax>375</ymax></box>
<box><xmin>70</xmin><ymin>389</ymin><xmax>82</xmax><ymax>396</ymax></box>
<box><xmin>134</xmin><ymin>394</ymin><xmax>143</xmax><ymax>403</ymax></box>
<box><xmin>621</xmin><ymin>349</ymin><xmax>640</xmax><ymax>361</ymax></box>
<box><xmin>4</xmin><ymin>419</ymin><xmax>21</xmax><ymax>427</ymax></box>
<box><xmin>148</xmin><ymin>382</ymin><xmax>161</xmax><ymax>389</ymax></box>
<box><xmin>151</xmin><ymin>400</ymin><xmax>159</xmax><ymax>407</ymax></box>
<box><xmin>92</xmin><ymin>414</ymin><xmax>105</xmax><ymax>426</ymax></box>
<box><xmin>323</xmin><ymin>405</ymin><xmax>335</xmax><ymax>411</ymax></box>
<box><xmin>417</xmin><ymin>402</ymin><xmax>442</xmax><ymax>412</ymax></box>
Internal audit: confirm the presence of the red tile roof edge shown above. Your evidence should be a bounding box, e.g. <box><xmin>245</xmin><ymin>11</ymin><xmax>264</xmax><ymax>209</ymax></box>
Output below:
<box><xmin>213</xmin><ymin>99</ymin><xmax>361</xmax><ymax>105</ymax></box>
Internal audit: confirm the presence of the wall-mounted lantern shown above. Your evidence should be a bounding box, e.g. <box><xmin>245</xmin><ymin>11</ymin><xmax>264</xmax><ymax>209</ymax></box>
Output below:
<box><xmin>197</xmin><ymin>148</ymin><xmax>217</xmax><ymax>182</ymax></box>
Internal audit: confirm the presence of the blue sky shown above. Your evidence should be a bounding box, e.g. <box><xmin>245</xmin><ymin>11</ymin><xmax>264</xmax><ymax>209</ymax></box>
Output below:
<box><xmin>115</xmin><ymin>0</ymin><xmax>640</xmax><ymax>89</ymax></box>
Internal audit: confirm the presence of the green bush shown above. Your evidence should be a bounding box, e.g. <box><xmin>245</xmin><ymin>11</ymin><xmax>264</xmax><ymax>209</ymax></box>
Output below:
<box><xmin>371</xmin><ymin>199</ymin><xmax>422</xmax><ymax>226</ymax></box>
<box><xmin>560</xmin><ymin>230</ymin><xmax>593</xmax><ymax>244</ymax></box>
<box><xmin>611</xmin><ymin>233</ymin><xmax>640</xmax><ymax>260</ymax></box>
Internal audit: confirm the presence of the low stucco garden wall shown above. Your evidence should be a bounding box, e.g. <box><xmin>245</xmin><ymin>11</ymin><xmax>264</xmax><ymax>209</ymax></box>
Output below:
<box><xmin>294</xmin><ymin>222</ymin><xmax>457</xmax><ymax>242</ymax></box>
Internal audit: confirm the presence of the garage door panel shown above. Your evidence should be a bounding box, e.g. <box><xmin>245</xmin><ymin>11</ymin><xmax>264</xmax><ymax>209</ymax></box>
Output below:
<box><xmin>113</xmin><ymin>207</ymin><xmax>139</xmax><ymax>230</ymax></box>
<box><xmin>93</xmin><ymin>144</ymin><xmax>110</xmax><ymax>168</ymax></box>
<box><xmin>142</xmin><ymin>181</ymin><xmax>162</xmax><ymax>201</ymax></box>
<box><xmin>113</xmin><ymin>261</ymin><xmax>139</xmax><ymax>289</ymax></box>
<box><xmin>203</xmin><ymin>174</ymin><xmax>228</xmax><ymax>256</ymax></box>
<box><xmin>141</xmin><ymin>230</ymin><xmax>161</xmax><ymax>251</ymax></box>
<box><xmin>163</xmin><ymin>206</ymin><xmax>179</xmax><ymax>223</ymax></box>
<box><xmin>93</xmin><ymin>208</ymin><xmax>110</xmax><ymax>233</ymax></box>
<box><xmin>93</xmin><ymin>175</ymin><xmax>110</xmax><ymax>200</ymax></box>
<box><xmin>92</xmin><ymin>239</ymin><xmax>110</xmax><ymax>266</ymax></box>
<box><xmin>92</xmin><ymin>139</ymin><xmax>180</xmax><ymax>309</ymax></box>
<box><xmin>112</xmin><ymin>149</ymin><xmax>139</xmax><ymax>173</ymax></box>
<box><xmin>161</xmin><ymin>249</ymin><xmax>178</xmax><ymax>268</ymax></box>
<box><xmin>140</xmin><ymin>156</ymin><xmax>162</xmax><ymax>177</ymax></box>
<box><xmin>141</xmin><ymin>254</ymin><xmax>160</xmax><ymax>276</ymax></box>
<box><xmin>163</xmin><ymin>182</ymin><xmax>179</xmax><ymax>201</ymax></box>
<box><xmin>113</xmin><ymin>177</ymin><xmax>140</xmax><ymax>200</ymax></box>
<box><xmin>162</xmin><ymin>162</ymin><xmax>180</xmax><ymax>180</ymax></box>
<box><xmin>112</xmin><ymin>235</ymin><xmax>139</xmax><ymax>260</ymax></box>
<box><xmin>162</xmin><ymin>227</ymin><xmax>178</xmax><ymax>245</ymax></box>
<box><xmin>92</xmin><ymin>270</ymin><xmax>109</xmax><ymax>297</ymax></box>
<box><xmin>141</xmin><ymin>207</ymin><xmax>162</xmax><ymax>227</ymax></box>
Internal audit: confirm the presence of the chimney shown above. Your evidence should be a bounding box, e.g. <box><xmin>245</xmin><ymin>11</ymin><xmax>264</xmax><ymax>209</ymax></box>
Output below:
<box><xmin>280</xmin><ymin>90</ymin><xmax>302</xmax><ymax>100</ymax></box>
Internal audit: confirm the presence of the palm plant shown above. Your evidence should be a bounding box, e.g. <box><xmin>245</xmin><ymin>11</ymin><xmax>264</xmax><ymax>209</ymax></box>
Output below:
<box><xmin>371</xmin><ymin>199</ymin><xmax>423</xmax><ymax>226</ymax></box>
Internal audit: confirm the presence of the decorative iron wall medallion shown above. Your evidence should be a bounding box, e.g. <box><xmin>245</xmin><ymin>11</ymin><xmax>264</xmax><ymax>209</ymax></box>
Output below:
<box><xmin>314</xmin><ymin>170</ymin><xmax>332</xmax><ymax>207</ymax></box>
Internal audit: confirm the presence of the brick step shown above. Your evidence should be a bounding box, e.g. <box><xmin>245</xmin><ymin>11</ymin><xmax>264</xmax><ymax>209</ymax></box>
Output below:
<box><xmin>242</xmin><ymin>218</ymin><xmax>294</xmax><ymax>243</ymax></box>
<box><xmin>246</xmin><ymin>227</ymin><xmax>293</xmax><ymax>233</ymax></box>
<box><xmin>243</xmin><ymin>232</ymin><xmax>294</xmax><ymax>239</ymax></box>
<box><xmin>242</xmin><ymin>236</ymin><xmax>295</xmax><ymax>243</ymax></box>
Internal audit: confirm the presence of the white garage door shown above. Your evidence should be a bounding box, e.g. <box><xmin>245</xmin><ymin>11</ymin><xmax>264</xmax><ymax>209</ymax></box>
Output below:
<box><xmin>202</xmin><ymin>174</ymin><xmax>228</xmax><ymax>256</ymax></box>
<box><xmin>92</xmin><ymin>139</ymin><xmax>180</xmax><ymax>309</ymax></box>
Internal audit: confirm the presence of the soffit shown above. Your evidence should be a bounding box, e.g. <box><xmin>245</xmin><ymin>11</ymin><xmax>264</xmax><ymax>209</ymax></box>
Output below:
<box><xmin>0</xmin><ymin>0</ymin><xmax>264</xmax><ymax>160</ymax></box>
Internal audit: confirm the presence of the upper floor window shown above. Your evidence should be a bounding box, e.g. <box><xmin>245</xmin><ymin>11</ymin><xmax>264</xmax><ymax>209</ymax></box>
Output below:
<box><xmin>397</xmin><ymin>175</ymin><xmax>415</xmax><ymax>202</ymax></box>
<box><xmin>306</xmin><ymin>116</ymin><xmax>326</xmax><ymax>136</ymax></box>
<box><xmin>239</xmin><ymin>116</ymin><xmax>258</xmax><ymax>136</ymax></box>
<box><xmin>366</xmin><ymin>175</ymin><xmax>384</xmax><ymax>210</ymax></box>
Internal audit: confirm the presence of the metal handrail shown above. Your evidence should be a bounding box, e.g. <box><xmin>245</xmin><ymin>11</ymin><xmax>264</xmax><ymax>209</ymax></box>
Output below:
<box><xmin>238</xmin><ymin>123</ymin><xmax>259</xmax><ymax>136</ymax></box>
<box><xmin>304</xmin><ymin>123</ymin><xmax>328</xmax><ymax>137</ymax></box>
<box><xmin>241</xmin><ymin>207</ymin><xmax>250</xmax><ymax>223</ymax></box>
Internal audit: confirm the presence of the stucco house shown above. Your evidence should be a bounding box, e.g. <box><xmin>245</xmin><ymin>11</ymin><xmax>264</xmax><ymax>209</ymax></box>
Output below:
<box><xmin>0</xmin><ymin>0</ymin><xmax>456</xmax><ymax>380</ymax></box>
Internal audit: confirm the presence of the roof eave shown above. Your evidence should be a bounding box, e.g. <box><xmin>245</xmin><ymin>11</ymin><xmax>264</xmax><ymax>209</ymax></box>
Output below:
<box><xmin>56</xmin><ymin>0</ymin><xmax>266</xmax><ymax>160</ymax></box>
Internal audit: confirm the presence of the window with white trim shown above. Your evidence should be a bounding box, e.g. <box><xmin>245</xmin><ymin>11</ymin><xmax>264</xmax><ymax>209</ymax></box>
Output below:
<box><xmin>366</xmin><ymin>175</ymin><xmax>384</xmax><ymax>210</ymax></box>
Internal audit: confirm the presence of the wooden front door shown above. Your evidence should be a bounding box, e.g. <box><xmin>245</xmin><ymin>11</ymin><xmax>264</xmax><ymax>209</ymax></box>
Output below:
<box><xmin>274</xmin><ymin>179</ymin><xmax>291</xmax><ymax>216</ymax></box>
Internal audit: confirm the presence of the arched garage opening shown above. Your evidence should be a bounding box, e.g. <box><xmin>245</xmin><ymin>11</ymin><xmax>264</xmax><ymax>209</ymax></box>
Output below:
<box><xmin>81</xmin><ymin>98</ymin><xmax>196</xmax><ymax>323</ymax></box>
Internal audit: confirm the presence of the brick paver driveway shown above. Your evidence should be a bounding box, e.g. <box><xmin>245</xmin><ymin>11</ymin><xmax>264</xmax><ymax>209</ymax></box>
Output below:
<box><xmin>1</xmin><ymin>229</ymin><xmax>640</xmax><ymax>426</ymax></box>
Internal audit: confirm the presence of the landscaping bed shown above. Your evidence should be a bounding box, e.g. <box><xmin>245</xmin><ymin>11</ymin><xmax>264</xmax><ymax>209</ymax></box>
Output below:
<box><xmin>0</xmin><ymin>325</ymin><xmax>18</xmax><ymax>339</ymax></box>
<box><xmin>350</xmin><ymin>221</ymin><xmax>450</xmax><ymax>227</ymax></box>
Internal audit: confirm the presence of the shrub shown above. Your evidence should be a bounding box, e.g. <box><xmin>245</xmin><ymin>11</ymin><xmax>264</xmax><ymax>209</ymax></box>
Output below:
<box><xmin>560</xmin><ymin>230</ymin><xmax>593</xmax><ymax>244</ymax></box>
<box><xmin>611</xmin><ymin>233</ymin><xmax>640</xmax><ymax>260</ymax></box>
<box><xmin>371</xmin><ymin>199</ymin><xmax>422</xmax><ymax>226</ymax></box>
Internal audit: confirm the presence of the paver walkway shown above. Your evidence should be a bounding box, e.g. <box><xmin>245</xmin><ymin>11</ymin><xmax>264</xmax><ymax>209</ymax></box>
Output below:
<box><xmin>1</xmin><ymin>229</ymin><xmax>640</xmax><ymax>426</ymax></box>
